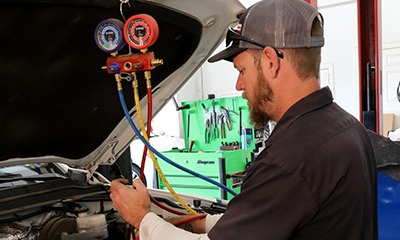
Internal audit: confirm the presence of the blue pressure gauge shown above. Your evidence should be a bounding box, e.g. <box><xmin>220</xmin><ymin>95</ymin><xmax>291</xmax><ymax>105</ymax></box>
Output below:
<box><xmin>94</xmin><ymin>18</ymin><xmax>126</xmax><ymax>53</ymax></box>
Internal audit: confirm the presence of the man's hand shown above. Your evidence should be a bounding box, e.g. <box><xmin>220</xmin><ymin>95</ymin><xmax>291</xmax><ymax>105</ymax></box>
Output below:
<box><xmin>110</xmin><ymin>178</ymin><xmax>150</xmax><ymax>228</ymax></box>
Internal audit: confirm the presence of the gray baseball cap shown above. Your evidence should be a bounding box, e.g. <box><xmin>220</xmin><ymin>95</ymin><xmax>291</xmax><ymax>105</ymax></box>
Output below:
<box><xmin>208</xmin><ymin>0</ymin><xmax>324</xmax><ymax>63</ymax></box>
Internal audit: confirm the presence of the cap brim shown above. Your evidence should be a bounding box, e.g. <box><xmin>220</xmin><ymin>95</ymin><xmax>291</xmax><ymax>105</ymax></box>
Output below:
<box><xmin>208</xmin><ymin>45</ymin><xmax>246</xmax><ymax>63</ymax></box>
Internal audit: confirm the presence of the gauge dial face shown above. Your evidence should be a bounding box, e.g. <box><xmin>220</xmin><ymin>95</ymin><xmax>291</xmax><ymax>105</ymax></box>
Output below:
<box><xmin>124</xmin><ymin>14</ymin><xmax>159</xmax><ymax>49</ymax></box>
<box><xmin>94</xmin><ymin>19</ymin><xmax>126</xmax><ymax>53</ymax></box>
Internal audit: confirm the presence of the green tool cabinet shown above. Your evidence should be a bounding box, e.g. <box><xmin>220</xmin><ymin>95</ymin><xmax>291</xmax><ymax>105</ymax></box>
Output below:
<box><xmin>157</xmin><ymin>96</ymin><xmax>255</xmax><ymax>200</ymax></box>
<box><xmin>158</xmin><ymin>149</ymin><xmax>250</xmax><ymax>200</ymax></box>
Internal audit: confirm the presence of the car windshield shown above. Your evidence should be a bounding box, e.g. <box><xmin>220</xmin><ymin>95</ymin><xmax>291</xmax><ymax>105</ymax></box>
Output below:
<box><xmin>0</xmin><ymin>163</ymin><xmax>67</xmax><ymax>188</ymax></box>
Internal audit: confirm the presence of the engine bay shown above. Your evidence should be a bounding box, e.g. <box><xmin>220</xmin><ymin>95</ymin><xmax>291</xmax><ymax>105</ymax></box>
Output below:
<box><xmin>0</xmin><ymin>162</ymin><xmax>227</xmax><ymax>240</ymax></box>
<box><xmin>0</xmin><ymin>190</ymin><xmax>227</xmax><ymax>240</ymax></box>
<box><xmin>0</xmin><ymin>199</ymin><xmax>126</xmax><ymax>240</ymax></box>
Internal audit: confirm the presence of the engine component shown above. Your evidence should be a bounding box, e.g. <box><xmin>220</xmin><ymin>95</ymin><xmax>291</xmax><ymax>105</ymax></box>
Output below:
<box><xmin>75</xmin><ymin>214</ymin><xmax>108</xmax><ymax>238</ymax></box>
<box><xmin>39</xmin><ymin>216</ymin><xmax>77</xmax><ymax>240</ymax></box>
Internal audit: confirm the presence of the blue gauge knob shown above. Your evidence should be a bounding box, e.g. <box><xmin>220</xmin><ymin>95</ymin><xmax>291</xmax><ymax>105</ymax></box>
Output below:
<box><xmin>94</xmin><ymin>18</ymin><xmax>126</xmax><ymax>53</ymax></box>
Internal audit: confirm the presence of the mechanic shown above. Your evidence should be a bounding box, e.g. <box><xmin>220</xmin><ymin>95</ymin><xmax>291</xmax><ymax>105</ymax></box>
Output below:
<box><xmin>110</xmin><ymin>0</ymin><xmax>378</xmax><ymax>239</ymax></box>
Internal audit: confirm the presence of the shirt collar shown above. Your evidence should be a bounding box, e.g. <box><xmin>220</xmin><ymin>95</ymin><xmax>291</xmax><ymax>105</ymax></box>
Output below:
<box><xmin>268</xmin><ymin>87</ymin><xmax>333</xmax><ymax>142</ymax></box>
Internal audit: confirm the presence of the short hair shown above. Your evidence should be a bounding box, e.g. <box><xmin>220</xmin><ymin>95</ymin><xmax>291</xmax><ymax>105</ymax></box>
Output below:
<box><xmin>283</xmin><ymin>17</ymin><xmax>323</xmax><ymax>80</ymax></box>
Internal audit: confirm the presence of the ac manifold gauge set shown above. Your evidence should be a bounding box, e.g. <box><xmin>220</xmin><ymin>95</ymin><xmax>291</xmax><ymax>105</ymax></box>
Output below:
<box><xmin>94</xmin><ymin>9</ymin><xmax>238</xmax><ymax>214</ymax></box>
<box><xmin>94</xmin><ymin>14</ymin><xmax>163</xmax><ymax>74</ymax></box>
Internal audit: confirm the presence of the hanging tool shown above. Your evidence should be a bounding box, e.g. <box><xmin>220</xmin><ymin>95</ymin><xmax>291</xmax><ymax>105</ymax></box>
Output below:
<box><xmin>220</xmin><ymin>114</ymin><xmax>226</xmax><ymax>139</ymax></box>
<box><xmin>221</xmin><ymin>107</ymin><xmax>234</xmax><ymax>131</ymax></box>
<box><xmin>187</xmin><ymin>114</ymin><xmax>191</xmax><ymax>139</ymax></box>
<box><xmin>201</xmin><ymin>103</ymin><xmax>208</xmax><ymax>113</ymax></box>
<box><xmin>212</xmin><ymin>99</ymin><xmax>217</xmax><ymax>125</ymax></box>
<box><xmin>211</xmin><ymin>99</ymin><xmax>219</xmax><ymax>139</ymax></box>
<box><xmin>172</xmin><ymin>97</ymin><xmax>190</xmax><ymax>111</ymax></box>
<box><xmin>189</xmin><ymin>140</ymin><xmax>195</xmax><ymax>152</ymax></box>
<box><xmin>96</xmin><ymin>13</ymin><xmax>238</xmax><ymax>214</ymax></box>
<box><xmin>205</xmin><ymin>119</ymin><xmax>213</xmax><ymax>143</ymax></box>
<box><xmin>95</xmin><ymin>14</ymin><xmax>204</xmax><ymax>215</ymax></box>
<box><xmin>97</xmin><ymin>14</ymin><xmax>163</xmax><ymax>74</ymax></box>
<box><xmin>239</xmin><ymin>107</ymin><xmax>243</xmax><ymax>140</ymax></box>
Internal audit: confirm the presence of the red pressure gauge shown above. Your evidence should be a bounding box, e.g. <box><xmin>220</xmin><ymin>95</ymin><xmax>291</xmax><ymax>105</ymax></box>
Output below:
<box><xmin>123</xmin><ymin>14</ymin><xmax>159</xmax><ymax>50</ymax></box>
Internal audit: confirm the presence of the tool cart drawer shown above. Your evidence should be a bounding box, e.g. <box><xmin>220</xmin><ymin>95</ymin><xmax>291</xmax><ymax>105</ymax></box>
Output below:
<box><xmin>157</xmin><ymin>149</ymin><xmax>249</xmax><ymax>200</ymax></box>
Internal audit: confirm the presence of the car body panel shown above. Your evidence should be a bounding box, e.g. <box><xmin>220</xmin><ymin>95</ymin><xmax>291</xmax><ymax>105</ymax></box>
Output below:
<box><xmin>0</xmin><ymin>0</ymin><xmax>244</xmax><ymax>173</ymax></box>
<box><xmin>0</xmin><ymin>1</ymin><xmax>243</xmax><ymax>238</ymax></box>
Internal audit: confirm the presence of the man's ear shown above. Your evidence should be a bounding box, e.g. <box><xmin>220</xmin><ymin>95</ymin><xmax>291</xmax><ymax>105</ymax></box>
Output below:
<box><xmin>262</xmin><ymin>47</ymin><xmax>281</xmax><ymax>78</ymax></box>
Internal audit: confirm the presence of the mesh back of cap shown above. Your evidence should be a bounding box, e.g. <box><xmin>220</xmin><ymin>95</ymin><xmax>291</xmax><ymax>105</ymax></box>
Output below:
<box><xmin>239</xmin><ymin>0</ymin><xmax>323</xmax><ymax>49</ymax></box>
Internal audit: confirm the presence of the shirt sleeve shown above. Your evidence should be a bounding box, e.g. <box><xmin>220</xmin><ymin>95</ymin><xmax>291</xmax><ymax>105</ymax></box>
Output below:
<box><xmin>139</xmin><ymin>212</ymin><xmax>222</xmax><ymax>240</ymax></box>
<box><xmin>208</xmin><ymin>156</ymin><xmax>318</xmax><ymax>240</ymax></box>
<box><xmin>205</xmin><ymin>214</ymin><xmax>223</xmax><ymax>232</ymax></box>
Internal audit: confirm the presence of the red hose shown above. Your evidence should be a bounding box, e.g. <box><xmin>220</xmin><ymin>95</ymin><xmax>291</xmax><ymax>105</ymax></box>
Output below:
<box><xmin>149</xmin><ymin>195</ymin><xmax>187</xmax><ymax>216</ymax></box>
<box><xmin>173</xmin><ymin>213</ymin><xmax>207</xmax><ymax>226</ymax></box>
<box><xmin>138</xmin><ymin>84</ymin><xmax>193</xmax><ymax>216</ymax></box>
<box><xmin>139</xmin><ymin>87</ymin><xmax>153</xmax><ymax>181</ymax></box>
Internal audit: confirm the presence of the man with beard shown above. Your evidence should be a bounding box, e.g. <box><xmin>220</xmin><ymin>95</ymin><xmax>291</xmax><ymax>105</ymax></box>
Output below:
<box><xmin>109</xmin><ymin>0</ymin><xmax>378</xmax><ymax>239</ymax></box>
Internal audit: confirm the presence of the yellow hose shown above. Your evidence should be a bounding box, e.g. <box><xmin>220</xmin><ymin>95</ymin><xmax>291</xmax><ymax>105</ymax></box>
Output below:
<box><xmin>130</xmin><ymin>74</ymin><xmax>197</xmax><ymax>215</ymax></box>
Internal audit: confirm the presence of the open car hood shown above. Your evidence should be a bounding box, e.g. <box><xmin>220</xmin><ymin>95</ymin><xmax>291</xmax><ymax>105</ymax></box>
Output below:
<box><xmin>0</xmin><ymin>0</ymin><xmax>245</xmax><ymax>176</ymax></box>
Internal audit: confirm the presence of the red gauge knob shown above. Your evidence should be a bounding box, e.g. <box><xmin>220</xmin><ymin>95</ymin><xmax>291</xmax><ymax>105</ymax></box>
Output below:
<box><xmin>124</xmin><ymin>14</ymin><xmax>159</xmax><ymax>50</ymax></box>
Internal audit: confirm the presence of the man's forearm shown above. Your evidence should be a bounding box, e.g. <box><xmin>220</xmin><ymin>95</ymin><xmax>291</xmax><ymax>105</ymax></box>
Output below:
<box><xmin>138</xmin><ymin>212</ymin><xmax>223</xmax><ymax>239</ymax></box>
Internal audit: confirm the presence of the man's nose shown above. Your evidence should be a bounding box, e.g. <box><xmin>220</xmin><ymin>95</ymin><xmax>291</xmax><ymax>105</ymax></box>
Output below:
<box><xmin>235</xmin><ymin>75</ymin><xmax>244</xmax><ymax>91</ymax></box>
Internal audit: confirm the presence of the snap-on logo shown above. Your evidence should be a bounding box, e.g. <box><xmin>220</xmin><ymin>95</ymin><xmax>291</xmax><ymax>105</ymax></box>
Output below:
<box><xmin>197</xmin><ymin>160</ymin><xmax>215</xmax><ymax>165</ymax></box>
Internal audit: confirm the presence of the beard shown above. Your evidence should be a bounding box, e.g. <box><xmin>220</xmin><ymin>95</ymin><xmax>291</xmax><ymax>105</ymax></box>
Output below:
<box><xmin>245</xmin><ymin>67</ymin><xmax>274</xmax><ymax>129</ymax></box>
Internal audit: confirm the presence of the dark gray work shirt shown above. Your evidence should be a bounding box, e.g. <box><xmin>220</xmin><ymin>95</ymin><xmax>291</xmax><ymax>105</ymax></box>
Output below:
<box><xmin>208</xmin><ymin>87</ymin><xmax>378</xmax><ymax>240</ymax></box>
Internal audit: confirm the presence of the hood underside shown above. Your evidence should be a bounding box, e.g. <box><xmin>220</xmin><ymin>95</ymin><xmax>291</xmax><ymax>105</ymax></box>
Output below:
<box><xmin>0</xmin><ymin>0</ymin><xmax>244</xmax><ymax>169</ymax></box>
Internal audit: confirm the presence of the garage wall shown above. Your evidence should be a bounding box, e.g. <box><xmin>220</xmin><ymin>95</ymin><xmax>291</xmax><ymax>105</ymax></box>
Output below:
<box><xmin>175</xmin><ymin>0</ymin><xmax>360</xmax><ymax>136</ymax></box>
<box><xmin>132</xmin><ymin>0</ymin><xmax>400</xmax><ymax>188</ymax></box>
<box><xmin>381</xmin><ymin>0</ymin><xmax>400</xmax><ymax>132</ymax></box>
<box><xmin>318</xmin><ymin>0</ymin><xmax>359</xmax><ymax>117</ymax></box>
<box><xmin>146</xmin><ymin>0</ymin><xmax>400</xmax><ymax>139</ymax></box>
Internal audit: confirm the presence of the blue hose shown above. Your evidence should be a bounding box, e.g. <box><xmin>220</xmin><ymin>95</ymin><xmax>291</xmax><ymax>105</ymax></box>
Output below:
<box><xmin>118</xmin><ymin>90</ymin><xmax>238</xmax><ymax>197</ymax></box>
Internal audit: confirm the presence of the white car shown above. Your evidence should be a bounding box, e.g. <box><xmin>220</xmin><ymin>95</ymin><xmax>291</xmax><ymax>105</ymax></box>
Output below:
<box><xmin>3</xmin><ymin>1</ymin><xmax>400</xmax><ymax>239</ymax></box>
<box><xmin>0</xmin><ymin>0</ymin><xmax>244</xmax><ymax>239</ymax></box>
